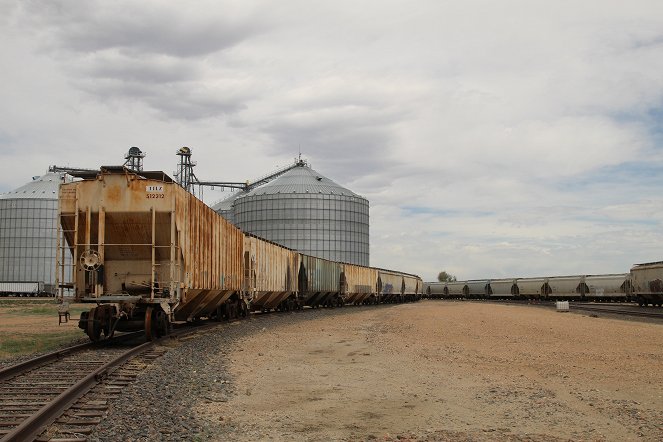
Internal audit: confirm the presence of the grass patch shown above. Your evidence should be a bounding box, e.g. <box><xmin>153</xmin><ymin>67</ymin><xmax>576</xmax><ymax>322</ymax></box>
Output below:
<box><xmin>3</xmin><ymin>306</ymin><xmax>87</xmax><ymax>317</ymax></box>
<box><xmin>0</xmin><ymin>298</ymin><xmax>57</xmax><ymax>307</ymax></box>
<box><xmin>0</xmin><ymin>330</ymin><xmax>83</xmax><ymax>359</ymax></box>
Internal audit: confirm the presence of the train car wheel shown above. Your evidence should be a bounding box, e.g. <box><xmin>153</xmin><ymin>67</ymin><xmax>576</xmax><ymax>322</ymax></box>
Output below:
<box><xmin>86</xmin><ymin>307</ymin><xmax>102</xmax><ymax>342</ymax></box>
<box><xmin>155</xmin><ymin>310</ymin><xmax>169</xmax><ymax>338</ymax></box>
<box><xmin>145</xmin><ymin>306</ymin><xmax>154</xmax><ymax>341</ymax></box>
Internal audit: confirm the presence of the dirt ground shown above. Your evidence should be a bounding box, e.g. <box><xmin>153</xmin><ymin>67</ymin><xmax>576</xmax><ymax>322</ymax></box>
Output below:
<box><xmin>0</xmin><ymin>299</ymin><xmax>84</xmax><ymax>331</ymax></box>
<box><xmin>0</xmin><ymin>299</ymin><xmax>86</xmax><ymax>360</ymax></box>
<box><xmin>197</xmin><ymin>301</ymin><xmax>663</xmax><ymax>441</ymax></box>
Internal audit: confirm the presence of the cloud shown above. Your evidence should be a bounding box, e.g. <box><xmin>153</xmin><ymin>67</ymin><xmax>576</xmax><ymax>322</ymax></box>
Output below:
<box><xmin>17</xmin><ymin>0</ymin><xmax>265</xmax><ymax>57</ymax></box>
<box><xmin>1</xmin><ymin>0</ymin><xmax>663</xmax><ymax>282</ymax></box>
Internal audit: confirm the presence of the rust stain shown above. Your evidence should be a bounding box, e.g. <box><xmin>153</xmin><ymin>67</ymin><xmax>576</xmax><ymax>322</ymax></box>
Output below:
<box><xmin>105</xmin><ymin>185</ymin><xmax>121</xmax><ymax>205</ymax></box>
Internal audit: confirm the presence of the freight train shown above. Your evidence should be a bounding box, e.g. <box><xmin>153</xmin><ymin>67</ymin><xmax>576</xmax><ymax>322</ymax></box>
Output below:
<box><xmin>424</xmin><ymin>262</ymin><xmax>663</xmax><ymax>307</ymax></box>
<box><xmin>55</xmin><ymin>167</ymin><xmax>422</xmax><ymax>341</ymax></box>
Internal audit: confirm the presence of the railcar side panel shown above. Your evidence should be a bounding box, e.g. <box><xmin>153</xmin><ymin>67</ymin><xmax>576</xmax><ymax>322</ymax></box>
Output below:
<box><xmin>547</xmin><ymin>275</ymin><xmax>585</xmax><ymax>300</ymax></box>
<box><xmin>377</xmin><ymin>270</ymin><xmax>404</xmax><ymax>303</ymax></box>
<box><xmin>515</xmin><ymin>278</ymin><xmax>549</xmax><ymax>299</ymax></box>
<box><xmin>244</xmin><ymin>235</ymin><xmax>299</xmax><ymax>311</ymax></box>
<box><xmin>342</xmin><ymin>263</ymin><xmax>378</xmax><ymax>304</ymax></box>
<box><xmin>298</xmin><ymin>254</ymin><xmax>342</xmax><ymax>307</ymax></box>
<box><xmin>584</xmin><ymin>274</ymin><xmax>630</xmax><ymax>300</ymax></box>
<box><xmin>630</xmin><ymin>262</ymin><xmax>663</xmax><ymax>306</ymax></box>
<box><xmin>466</xmin><ymin>280</ymin><xmax>489</xmax><ymax>299</ymax></box>
<box><xmin>59</xmin><ymin>171</ymin><xmax>244</xmax><ymax>323</ymax></box>
<box><xmin>425</xmin><ymin>282</ymin><xmax>446</xmax><ymax>299</ymax></box>
<box><xmin>446</xmin><ymin>281</ymin><xmax>468</xmax><ymax>298</ymax></box>
<box><xmin>488</xmin><ymin>279</ymin><xmax>517</xmax><ymax>298</ymax></box>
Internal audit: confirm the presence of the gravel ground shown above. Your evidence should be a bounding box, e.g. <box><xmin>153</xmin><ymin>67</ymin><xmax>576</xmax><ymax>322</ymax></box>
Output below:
<box><xmin>87</xmin><ymin>302</ymin><xmax>662</xmax><ymax>441</ymax></box>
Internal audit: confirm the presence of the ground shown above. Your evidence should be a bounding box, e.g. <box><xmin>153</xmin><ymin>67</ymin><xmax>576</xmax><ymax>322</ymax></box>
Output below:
<box><xmin>197</xmin><ymin>301</ymin><xmax>663</xmax><ymax>441</ymax></box>
<box><xmin>0</xmin><ymin>298</ymin><xmax>87</xmax><ymax>360</ymax></box>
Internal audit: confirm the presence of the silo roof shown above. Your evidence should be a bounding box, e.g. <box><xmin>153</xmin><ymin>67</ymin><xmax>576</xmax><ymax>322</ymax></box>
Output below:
<box><xmin>0</xmin><ymin>171</ymin><xmax>65</xmax><ymax>200</ymax></box>
<box><xmin>244</xmin><ymin>164</ymin><xmax>364</xmax><ymax>198</ymax></box>
<box><xmin>211</xmin><ymin>189</ymin><xmax>248</xmax><ymax>212</ymax></box>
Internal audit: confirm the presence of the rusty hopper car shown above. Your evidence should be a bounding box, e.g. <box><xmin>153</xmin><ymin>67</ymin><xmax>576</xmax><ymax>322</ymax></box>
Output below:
<box><xmin>297</xmin><ymin>254</ymin><xmax>343</xmax><ymax>307</ymax></box>
<box><xmin>244</xmin><ymin>234</ymin><xmax>299</xmax><ymax>311</ymax></box>
<box><xmin>402</xmin><ymin>273</ymin><xmax>423</xmax><ymax>301</ymax></box>
<box><xmin>342</xmin><ymin>263</ymin><xmax>378</xmax><ymax>305</ymax></box>
<box><xmin>57</xmin><ymin>167</ymin><xmax>245</xmax><ymax>341</ymax></box>
<box><xmin>630</xmin><ymin>262</ymin><xmax>663</xmax><ymax>306</ymax></box>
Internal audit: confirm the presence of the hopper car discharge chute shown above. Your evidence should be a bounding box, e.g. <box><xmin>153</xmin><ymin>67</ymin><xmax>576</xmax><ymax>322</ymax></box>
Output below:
<box><xmin>56</xmin><ymin>167</ymin><xmax>245</xmax><ymax>341</ymax></box>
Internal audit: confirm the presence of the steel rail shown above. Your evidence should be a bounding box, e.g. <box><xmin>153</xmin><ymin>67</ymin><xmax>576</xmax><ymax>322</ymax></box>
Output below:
<box><xmin>0</xmin><ymin>322</ymin><xmax>219</xmax><ymax>441</ymax></box>
<box><xmin>1</xmin><ymin>340</ymin><xmax>154</xmax><ymax>442</ymax></box>
<box><xmin>0</xmin><ymin>331</ymin><xmax>144</xmax><ymax>383</ymax></box>
<box><xmin>570</xmin><ymin>305</ymin><xmax>663</xmax><ymax>319</ymax></box>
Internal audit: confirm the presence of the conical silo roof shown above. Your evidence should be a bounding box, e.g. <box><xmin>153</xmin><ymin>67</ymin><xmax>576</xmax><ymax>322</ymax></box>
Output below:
<box><xmin>211</xmin><ymin>189</ymin><xmax>248</xmax><ymax>212</ymax></box>
<box><xmin>0</xmin><ymin>171</ymin><xmax>65</xmax><ymax>200</ymax></box>
<box><xmin>245</xmin><ymin>164</ymin><xmax>363</xmax><ymax>198</ymax></box>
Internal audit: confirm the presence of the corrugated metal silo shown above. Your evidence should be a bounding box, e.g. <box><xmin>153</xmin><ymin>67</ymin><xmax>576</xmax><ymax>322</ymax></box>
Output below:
<box><xmin>231</xmin><ymin>162</ymin><xmax>369</xmax><ymax>266</ymax></box>
<box><xmin>0</xmin><ymin>172</ymin><xmax>71</xmax><ymax>295</ymax></box>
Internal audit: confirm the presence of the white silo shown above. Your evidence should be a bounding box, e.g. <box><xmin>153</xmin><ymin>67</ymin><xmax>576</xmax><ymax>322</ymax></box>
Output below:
<box><xmin>229</xmin><ymin>160</ymin><xmax>369</xmax><ymax>266</ymax></box>
<box><xmin>0</xmin><ymin>172</ymin><xmax>70</xmax><ymax>295</ymax></box>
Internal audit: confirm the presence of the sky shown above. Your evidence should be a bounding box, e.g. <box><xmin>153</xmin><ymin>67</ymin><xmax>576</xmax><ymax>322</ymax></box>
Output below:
<box><xmin>1</xmin><ymin>0</ymin><xmax>663</xmax><ymax>282</ymax></box>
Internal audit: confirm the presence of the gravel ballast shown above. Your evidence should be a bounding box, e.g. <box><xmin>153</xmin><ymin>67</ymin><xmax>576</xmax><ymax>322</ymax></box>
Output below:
<box><xmin>88</xmin><ymin>302</ymin><xmax>662</xmax><ymax>441</ymax></box>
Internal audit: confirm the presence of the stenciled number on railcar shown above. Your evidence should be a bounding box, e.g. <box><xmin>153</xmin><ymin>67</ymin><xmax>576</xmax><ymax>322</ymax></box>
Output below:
<box><xmin>146</xmin><ymin>185</ymin><xmax>165</xmax><ymax>199</ymax></box>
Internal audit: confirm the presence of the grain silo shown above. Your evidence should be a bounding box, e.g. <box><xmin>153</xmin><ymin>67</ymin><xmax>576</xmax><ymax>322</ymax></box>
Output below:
<box><xmin>227</xmin><ymin>160</ymin><xmax>369</xmax><ymax>266</ymax></box>
<box><xmin>0</xmin><ymin>171</ymin><xmax>70</xmax><ymax>295</ymax></box>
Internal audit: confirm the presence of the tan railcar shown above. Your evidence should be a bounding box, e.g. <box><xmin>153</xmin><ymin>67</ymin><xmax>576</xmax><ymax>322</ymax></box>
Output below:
<box><xmin>630</xmin><ymin>262</ymin><xmax>663</xmax><ymax>306</ymax></box>
<box><xmin>342</xmin><ymin>263</ymin><xmax>378</xmax><ymax>305</ymax></box>
<box><xmin>57</xmin><ymin>167</ymin><xmax>245</xmax><ymax>340</ymax></box>
<box><xmin>403</xmin><ymin>274</ymin><xmax>423</xmax><ymax>301</ymax></box>
<box><xmin>377</xmin><ymin>270</ymin><xmax>405</xmax><ymax>303</ymax></box>
<box><xmin>297</xmin><ymin>254</ymin><xmax>342</xmax><ymax>307</ymax></box>
<box><xmin>244</xmin><ymin>234</ymin><xmax>299</xmax><ymax>311</ymax></box>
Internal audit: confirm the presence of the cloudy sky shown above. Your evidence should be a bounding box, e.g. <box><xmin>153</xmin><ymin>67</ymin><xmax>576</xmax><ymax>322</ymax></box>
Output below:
<box><xmin>1</xmin><ymin>0</ymin><xmax>662</xmax><ymax>281</ymax></box>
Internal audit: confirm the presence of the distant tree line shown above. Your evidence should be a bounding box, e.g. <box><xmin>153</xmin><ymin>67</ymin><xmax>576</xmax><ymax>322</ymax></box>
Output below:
<box><xmin>437</xmin><ymin>271</ymin><xmax>457</xmax><ymax>282</ymax></box>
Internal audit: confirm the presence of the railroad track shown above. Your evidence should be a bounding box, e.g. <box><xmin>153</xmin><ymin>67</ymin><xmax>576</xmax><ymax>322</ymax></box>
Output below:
<box><xmin>0</xmin><ymin>322</ymin><xmax>218</xmax><ymax>442</ymax></box>
<box><xmin>434</xmin><ymin>299</ymin><xmax>663</xmax><ymax>320</ymax></box>
<box><xmin>0</xmin><ymin>332</ymin><xmax>151</xmax><ymax>442</ymax></box>
<box><xmin>568</xmin><ymin>303</ymin><xmax>663</xmax><ymax>320</ymax></box>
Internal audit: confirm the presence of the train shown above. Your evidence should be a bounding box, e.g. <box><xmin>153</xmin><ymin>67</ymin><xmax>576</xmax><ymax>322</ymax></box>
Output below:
<box><xmin>55</xmin><ymin>166</ymin><xmax>423</xmax><ymax>341</ymax></box>
<box><xmin>424</xmin><ymin>262</ymin><xmax>663</xmax><ymax>307</ymax></box>
<box><xmin>0</xmin><ymin>281</ymin><xmax>53</xmax><ymax>297</ymax></box>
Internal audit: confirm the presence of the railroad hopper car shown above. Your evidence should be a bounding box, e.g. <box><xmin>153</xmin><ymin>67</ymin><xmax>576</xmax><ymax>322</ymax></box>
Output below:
<box><xmin>342</xmin><ymin>263</ymin><xmax>378</xmax><ymax>305</ymax></box>
<box><xmin>425</xmin><ymin>273</ymin><xmax>633</xmax><ymax>302</ymax></box>
<box><xmin>546</xmin><ymin>275</ymin><xmax>586</xmax><ymax>300</ymax></box>
<box><xmin>514</xmin><ymin>277</ymin><xmax>549</xmax><ymax>300</ymax></box>
<box><xmin>58</xmin><ymin>167</ymin><xmax>424</xmax><ymax>341</ymax></box>
<box><xmin>377</xmin><ymin>270</ymin><xmax>404</xmax><ymax>303</ymax></box>
<box><xmin>630</xmin><ymin>262</ymin><xmax>663</xmax><ymax>306</ymax></box>
<box><xmin>244</xmin><ymin>234</ymin><xmax>299</xmax><ymax>312</ymax></box>
<box><xmin>487</xmin><ymin>279</ymin><xmax>518</xmax><ymax>299</ymax></box>
<box><xmin>58</xmin><ymin>167</ymin><xmax>245</xmax><ymax>341</ymax></box>
<box><xmin>402</xmin><ymin>272</ymin><xmax>423</xmax><ymax>302</ymax></box>
<box><xmin>583</xmin><ymin>274</ymin><xmax>630</xmax><ymax>301</ymax></box>
<box><xmin>423</xmin><ymin>281</ymin><xmax>447</xmax><ymax>299</ymax></box>
<box><xmin>377</xmin><ymin>269</ymin><xmax>422</xmax><ymax>302</ymax></box>
<box><xmin>297</xmin><ymin>255</ymin><xmax>343</xmax><ymax>307</ymax></box>
<box><xmin>466</xmin><ymin>280</ymin><xmax>489</xmax><ymax>299</ymax></box>
<box><xmin>445</xmin><ymin>281</ymin><xmax>468</xmax><ymax>299</ymax></box>
<box><xmin>0</xmin><ymin>281</ymin><xmax>48</xmax><ymax>297</ymax></box>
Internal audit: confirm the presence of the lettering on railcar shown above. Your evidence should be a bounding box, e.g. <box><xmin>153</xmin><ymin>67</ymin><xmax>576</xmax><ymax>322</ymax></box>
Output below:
<box><xmin>61</xmin><ymin>188</ymin><xmax>76</xmax><ymax>199</ymax></box>
<box><xmin>146</xmin><ymin>185</ymin><xmax>165</xmax><ymax>198</ymax></box>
